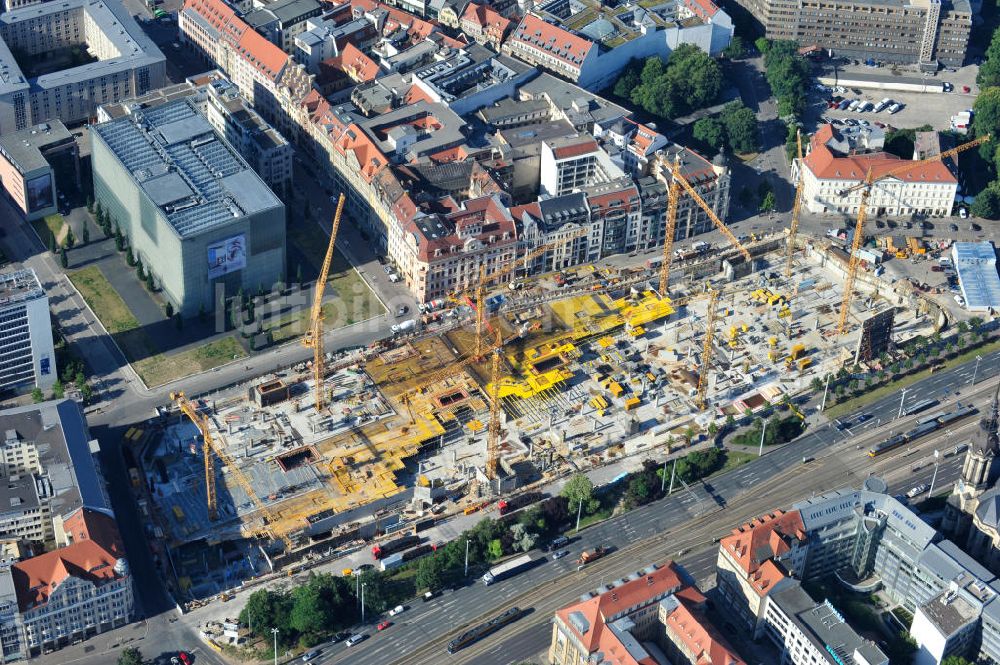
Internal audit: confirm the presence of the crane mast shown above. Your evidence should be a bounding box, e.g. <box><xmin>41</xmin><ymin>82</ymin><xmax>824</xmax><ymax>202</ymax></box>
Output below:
<box><xmin>173</xmin><ymin>392</ymin><xmax>218</xmax><ymax>521</ymax></box>
<box><xmin>785</xmin><ymin>130</ymin><xmax>804</xmax><ymax>279</ymax></box>
<box><xmin>659</xmin><ymin>154</ymin><xmax>682</xmax><ymax>295</ymax></box>
<box><xmin>303</xmin><ymin>194</ymin><xmax>346</xmax><ymax>410</ymax></box>
<box><xmin>834</xmin><ymin>135</ymin><xmax>988</xmax><ymax>335</ymax></box>
<box><xmin>485</xmin><ymin>328</ymin><xmax>503</xmax><ymax>481</ymax></box>
<box><xmin>696</xmin><ymin>289</ymin><xmax>719</xmax><ymax>411</ymax></box>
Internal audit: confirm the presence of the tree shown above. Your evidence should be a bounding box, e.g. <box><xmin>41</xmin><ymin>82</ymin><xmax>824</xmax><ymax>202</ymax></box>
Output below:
<box><xmin>415</xmin><ymin>556</ymin><xmax>443</xmax><ymax>591</ymax></box>
<box><xmin>561</xmin><ymin>474</ymin><xmax>596</xmax><ymax>513</ymax></box>
<box><xmin>60</xmin><ymin>247</ymin><xmax>68</xmax><ymax>269</ymax></box>
<box><xmin>114</xmin><ymin>224</ymin><xmax>124</xmax><ymax>251</ymax></box>
<box><xmin>754</xmin><ymin>37</ymin><xmax>770</xmax><ymax>55</ymax></box>
<box><xmin>972</xmin><ymin>183</ymin><xmax>1000</xmax><ymax>219</ymax></box>
<box><xmin>86</xmin><ymin>195</ymin><xmax>94</xmax><ymax>213</ymax></box>
<box><xmin>240</xmin><ymin>588</ymin><xmax>295</xmax><ymax>646</ymax></box>
<box><xmin>487</xmin><ymin>538</ymin><xmax>503</xmax><ymax>560</ymax></box>
<box><xmin>942</xmin><ymin>656</ymin><xmax>973</xmax><ymax>665</ymax></box>
<box><xmin>82</xmin><ymin>222</ymin><xmax>89</xmax><ymax>244</ymax></box>
<box><xmin>613</xmin><ymin>60</ymin><xmax>641</xmax><ymax>99</ymax></box>
<box><xmin>31</xmin><ymin>388</ymin><xmax>44</xmax><ymax>403</ymax></box>
<box><xmin>759</xmin><ymin>191</ymin><xmax>776</xmax><ymax>213</ymax></box>
<box><xmin>722</xmin><ymin>34</ymin><xmax>745</xmax><ymax>59</ymax></box>
<box><xmin>510</xmin><ymin>523</ymin><xmax>537</xmax><ymax>552</ymax></box>
<box><xmin>117</xmin><ymin>647</ymin><xmax>143</xmax><ymax>665</ymax></box>
<box><xmin>94</xmin><ymin>200</ymin><xmax>102</xmax><ymax>218</ymax></box>
<box><xmin>80</xmin><ymin>383</ymin><xmax>94</xmax><ymax>402</ymax></box>
<box><xmin>48</xmin><ymin>230</ymin><xmax>57</xmax><ymax>253</ymax></box>
<box><xmin>136</xmin><ymin>259</ymin><xmax>144</xmax><ymax>280</ymax></box>
<box><xmin>979</xmin><ymin>29</ymin><xmax>1000</xmax><ymax>88</ymax></box>
<box><xmin>720</xmin><ymin>101</ymin><xmax>759</xmax><ymax>153</ymax></box>
<box><xmin>126</xmin><ymin>248</ymin><xmax>135</xmax><ymax>267</ymax></box>
<box><xmin>145</xmin><ymin>272</ymin><xmax>155</xmax><ymax>292</ymax></box>
<box><xmin>52</xmin><ymin>380</ymin><xmax>64</xmax><ymax>399</ymax></box>
<box><xmin>165</xmin><ymin>302</ymin><xmax>174</xmax><ymax>318</ymax></box>
<box><xmin>693</xmin><ymin>117</ymin><xmax>726</xmax><ymax>152</ymax></box>
<box><xmin>74</xmin><ymin>372</ymin><xmax>86</xmax><ymax>392</ymax></box>
<box><xmin>810</xmin><ymin>377</ymin><xmax>824</xmax><ymax>392</ymax></box>
<box><xmin>65</xmin><ymin>226</ymin><xmax>75</xmax><ymax>249</ymax></box>
<box><xmin>974</xmin><ymin>87</ymin><xmax>1000</xmax><ymax>165</ymax></box>
<box><xmin>618</xmin><ymin>48</ymin><xmax>721</xmax><ymax>120</ymax></box>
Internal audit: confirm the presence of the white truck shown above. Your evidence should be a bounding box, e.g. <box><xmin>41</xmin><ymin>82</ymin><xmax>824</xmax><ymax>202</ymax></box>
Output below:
<box><xmin>391</xmin><ymin>319</ymin><xmax>416</xmax><ymax>335</ymax></box>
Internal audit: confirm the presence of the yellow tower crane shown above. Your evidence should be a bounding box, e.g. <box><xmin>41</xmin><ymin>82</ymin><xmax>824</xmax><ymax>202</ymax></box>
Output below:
<box><xmin>696</xmin><ymin>289</ymin><xmax>719</xmax><ymax>410</ymax></box>
<box><xmin>485</xmin><ymin>327</ymin><xmax>504</xmax><ymax>481</ymax></box>
<box><xmin>834</xmin><ymin>135</ymin><xmax>988</xmax><ymax>336</ymax></box>
<box><xmin>785</xmin><ymin>130</ymin><xmax>804</xmax><ymax>279</ymax></box>
<box><xmin>468</xmin><ymin>229</ymin><xmax>588</xmax><ymax>358</ymax></box>
<box><xmin>173</xmin><ymin>391</ymin><xmax>218</xmax><ymax>521</ymax></box>
<box><xmin>170</xmin><ymin>392</ymin><xmax>295</xmax><ymax>551</ymax></box>
<box><xmin>302</xmin><ymin>193</ymin><xmax>346</xmax><ymax>411</ymax></box>
<box><xmin>654</xmin><ymin>152</ymin><xmax>752</xmax><ymax>295</ymax></box>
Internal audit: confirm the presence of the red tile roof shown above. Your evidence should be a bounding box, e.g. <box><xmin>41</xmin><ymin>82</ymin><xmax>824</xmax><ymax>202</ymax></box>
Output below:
<box><xmin>461</xmin><ymin>2</ymin><xmax>511</xmax><ymax>35</ymax></box>
<box><xmin>327</xmin><ymin>43</ymin><xmax>381</xmax><ymax>83</ymax></box>
<box><xmin>551</xmin><ymin>138</ymin><xmax>599</xmax><ymax>160</ymax></box>
<box><xmin>12</xmin><ymin>511</ymin><xmax>125</xmax><ymax>613</ymax></box>
<box><xmin>664</xmin><ymin>597</ymin><xmax>746</xmax><ymax>665</ymax></box>
<box><xmin>183</xmin><ymin>0</ymin><xmax>290</xmax><ymax>82</ymax></box>
<box><xmin>508</xmin><ymin>14</ymin><xmax>594</xmax><ymax>70</ymax></box>
<box><xmin>719</xmin><ymin>510</ymin><xmax>806</xmax><ymax>576</ymax></box>
<box><xmin>803</xmin><ymin>125</ymin><xmax>957</xmax><ymax>184</ymax></box>
<box><xmin>681</xmin><ymin>0</ymin><xmax>720</xmax><ymax>20</ymax></box>
<box><xmin>556</xmin><ymin>562</ymin><xmax>702</xmax><ymax>656</ymax></box>
<box><xmin>335</xmin><ymin>124</ymin><xmax>390</xmax><ymax>183</ymax></box>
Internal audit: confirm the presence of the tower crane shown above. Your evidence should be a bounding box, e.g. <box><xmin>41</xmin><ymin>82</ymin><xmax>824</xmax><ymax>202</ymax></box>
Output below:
<box><xmin>485</xmin><ymin>327</ymin><xmax>503</xmax><ymax>481</ymax></box>
<box><xmin>302</xmin><ymin>193</ymin><xmax>346</xmax><ymax>411</ymax></box>
<box><xmin>785</xmin><ymin>130</ymin><xmax>804</xmax><ymax>279</ymax></box>
<box><xmin>467</xmin><ymin>229</ymin><xmax>589</xmax><ymax>358</ymax></box>
<box><xmin>696</xmin><ymin>289</ymin><xmax>719</xmax><ymax>410</ymax></box>
<box><xmin>170</xmin><ymin>392</ymin><xmax>295</xmax><ymax>551</ymax></box>
<box><xmin>173</xmin><ymin>391</ymin><xmax>218</xmax><ymax>521</ymax></box>
<box><xmin>834</xmin><ymin>135</ymin><xmax>988</xmax><ymax>336</ymax></box>
<box><xmin>654</xmin><ymin>152</ymin><xmax>751</xmax><ymax>295</ymax></box>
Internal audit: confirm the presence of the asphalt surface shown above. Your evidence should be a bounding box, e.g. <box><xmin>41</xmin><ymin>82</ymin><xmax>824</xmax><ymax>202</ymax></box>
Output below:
<box><xmin>297</xmin><ymin>353</ymin><xmax>1000</xmax><ymax>665</ymax></box>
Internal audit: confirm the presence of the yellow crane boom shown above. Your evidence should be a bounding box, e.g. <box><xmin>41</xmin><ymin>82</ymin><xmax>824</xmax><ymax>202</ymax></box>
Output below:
<box><xmin>485</xmin><ymin>327</ymin><xmax>503</xmax><ymax>481</ymax></box>
<box><xmin>696</xmin><ymin>289</ymin><xmax>719</xmax><ymax>410</ymax></box>
<box><xmin>173</xmin><ymin>392</ymin><xmax>218</xmax><ymax>521</ymax></box>
<box><xmin>303</xmin><ymin>194</ymin><xmax>346</xmax><ymax>410</ymax></box>
<box><xmin>170</xmin><ymin>391</ymin><xmax>295</xmax><ymax>552</ymax></box>
<box><xmin>785</xmin><ymin>130</ymin><xmax>804</xmax><ymax>279</ymax></box>
<box><xmin>655</xmin><ymin>153</ymin><xmax>751</xmax><ymax>295</ymax></box>
<box><xmin>835</xmin><ymin>135</ymin><xmax>988</xmax><ymax>335</ymax></box>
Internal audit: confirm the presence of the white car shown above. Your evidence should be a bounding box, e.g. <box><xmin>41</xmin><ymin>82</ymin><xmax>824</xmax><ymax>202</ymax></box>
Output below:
<box><xmin>955</xmin><ymin>295</ymin><xmax>966</xmax><ymax>307</ymax></box>
<box><xmin>906</xmin><ymin>484</ymin><xmax>928</xmax><ymax>498</ymax></box>
<box><xmin>389</xmin><ymin>605</ymin><xmax>406</xmax><ymax>616</ymax></box>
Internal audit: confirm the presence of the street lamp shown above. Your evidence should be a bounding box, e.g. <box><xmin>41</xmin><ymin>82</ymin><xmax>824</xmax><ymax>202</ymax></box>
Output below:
<box><xmin>928</xmin><ymin>449</ymin><xmax>941</xmax><ymax>496</ymax></box>
<box><xmin>271</xmin><ymin>628</ymin><xmax>279</xmax><ymax>665</ymax></box>
<box><xmin>820</xmin><ymin>373</ymin><xmax>831</xmax><ymax>412</ymax></box>
<box><xmin>758</xmin><ymin>419</ymin><xmax>768</xmax><ymax>457</ymax></box>
<box><xmin>897</xmin><ymin>387</ymin><xmax>909</xmax><ymax>419</ymax></box>
<box><xmin>464</xmin><ymin>538</ymin><xmax>470</xmax><ymax>578</ymax></box>
<box><xmin>973</xmin><ymin>355</ymin><xmax>983</xmax><ymax>386</ymax></box>
<box><xmin>361</xmin><ymin>582</ymin><xmax>367</xmax><ymax>624</ymax></box>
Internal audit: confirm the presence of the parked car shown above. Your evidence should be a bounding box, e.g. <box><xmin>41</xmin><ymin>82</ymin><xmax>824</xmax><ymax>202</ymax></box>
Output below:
<box><xmin>906</xmin><ymin>484</ymin><xmax>929</xmax><ymax>498</ymax></box>
<box><xmin>302</xmin><ymin>649</ymin><xmax>321</xmax><ymax>662</ymax></box>
<box><xmin>389</xmin><ymin>605</ymin><xmax>406</xmax><ymax>616</ymax></box>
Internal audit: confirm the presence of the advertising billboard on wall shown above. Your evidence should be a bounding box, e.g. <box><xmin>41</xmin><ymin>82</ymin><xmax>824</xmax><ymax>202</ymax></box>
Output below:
<box><xmin>25</xmin><ymin>173</ymin><xmax>53</xmax><ymax>213</ymax></box>
<box><xmin>207</xmin><ymin>234</ymin><xmax>247</xmax><ymax>279</ymax></box>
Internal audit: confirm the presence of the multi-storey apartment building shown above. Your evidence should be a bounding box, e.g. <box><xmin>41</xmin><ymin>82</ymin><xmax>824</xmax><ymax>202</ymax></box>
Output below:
<box><xmin>0</xmin><ymin>270</ymin><xmax>55</xmax><ymax>394</ymax></box>
<box><xmin>245</xmin><ymin>0</ymin><xmax>323</xmax><ymax>53</ymax></box>
<box><xmin>0</xmin><ymin>0</ymin><xmax>166</xmax><ymax>134</ymax></box>
<box><xmin>733</xmin><ymin>0</ymin><xmax>970</xmax><ymax>66</ymax></box>
<box><xmin>0</xmin><ymin>121</ymin><xmax>77</xmax><ymax>223</ymax></box>
<box><xmin>549</xmin><ymin>561</ymin><xmax>744</xmax><ymax>665</ymax></box>
<box><xmin>793</xmin><ymin>124</ymin><xmax>958</xmax><ymax>217</ymax></box>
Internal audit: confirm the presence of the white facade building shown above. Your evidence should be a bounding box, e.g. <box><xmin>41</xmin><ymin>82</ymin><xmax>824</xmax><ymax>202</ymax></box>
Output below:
<box><xmin>0</xmin><ymin>269</ymin><xmax>54</xmax><ymax>394</ymax></box>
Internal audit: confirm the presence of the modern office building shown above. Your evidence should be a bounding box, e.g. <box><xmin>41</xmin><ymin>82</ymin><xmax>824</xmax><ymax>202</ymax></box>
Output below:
<box><xmin>0</xmin><ymin>0</ymin><xmax>166</xmax><ymax>134</ymax></box>
<box><xmin>0</xmin><ymin>269</ymin><xmax>55</xmax><ymax>394</ymax></box>
<box><xmin>97</xmin><ymin>71</ymin><xmax>293</xmax><ymax>195</ymax></box>
<box><xmin>548</xmin><ymin>561</ymin><xmax>745</xmax><ymax>665</ymax></box>
<box><xmin>717</xmin><ymin>473</ymin><xmax>1000</xmax><ymax>665</ymax></box>
<box><xmin>948</xmin><ymin>242</ymin><xmax>1000</xmax><ymax>313</ymax></box>
<box><xmin>91</xmin><ymin>97</ymin><xmax>286</xmax><ymax>317</ymax></box>
<box><xmin>245</xmin><ymin>0</ymin><xmax>323</xmax><ymax>53</ymax></box>
<box><xmin>732</xmin><ymin>0</ymin><xmax>970</xmax><ymax>67</ymax></box>
<box><xmin>0</xmin><ymin>121</ymin><xmax>78</xmax><ymax>222</ymax></box>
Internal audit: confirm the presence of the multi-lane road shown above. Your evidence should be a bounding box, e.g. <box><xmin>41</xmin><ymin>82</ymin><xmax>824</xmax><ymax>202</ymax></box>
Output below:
<box><xmin>292</xmin><ymin>359</ymin><xmax>1000</xmax><ymax>665</ymax></box>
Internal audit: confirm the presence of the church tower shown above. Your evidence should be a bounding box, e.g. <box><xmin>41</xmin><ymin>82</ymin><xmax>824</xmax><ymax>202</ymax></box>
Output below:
<box><xmin>943</xmin><ymin>385</ymin><xmax>1000</xmax><ymax>539</ymax></box>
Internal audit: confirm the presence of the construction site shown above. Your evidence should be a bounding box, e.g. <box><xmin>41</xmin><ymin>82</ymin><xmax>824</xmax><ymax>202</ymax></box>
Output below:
<box><xmin>129</xmin><ymin>147</ymin><xmax>968</xmax><ymax>601</ymax></box>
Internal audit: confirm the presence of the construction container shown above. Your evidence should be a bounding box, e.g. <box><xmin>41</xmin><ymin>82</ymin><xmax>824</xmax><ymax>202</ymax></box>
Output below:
<box><xmin>789</xmin><ymin>344</ymin><xmax>806</xmax><ymax>360</ymax></box>
<box><xmin>798</xmin><ymin>358</ymin><xmax>813</xmax><ymax>370</ymax></box>
<box><xmin>624</xmin><ymin>397</ymin><xmax>641</xmax><ymax>411</ymax></box>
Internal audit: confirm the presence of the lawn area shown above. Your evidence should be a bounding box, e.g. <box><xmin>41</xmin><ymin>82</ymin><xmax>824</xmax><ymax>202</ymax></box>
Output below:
<box><xmin>824</xmin><ymin>337</ymin><xmax>1000</xmax><ymax>421</ymax></box>
<box><xmin>69</xmin><ymin>266</ymin><xmax>139</xmax><ymax>333</ymax></box>
<box><xmin>30</xmin><ymin>214</ymin><xmax>65</xmax><ymax>246</ymax></box>
<box><xmin>269</xmin><ymin>302</ymin><xmax>350</xmax><ymax>344</ymax></box>
<box><xmin>286</xmin><ymin>219</ymin><xmax>385</xmax><ymax>330</ymax></box>
<box><xmin>132</xmin><ymin>336</ymin><xmax>246</xmax><ymax>388</ymax></box>
<box><xmin>70</xmin><ymin>266</ymin><xmax>245</xmax><ymax>387</ymax></box>
<box><xmin>712</xmin><ymin>450</ymin><xmax>756</xmax><ymax>477</ymax></box>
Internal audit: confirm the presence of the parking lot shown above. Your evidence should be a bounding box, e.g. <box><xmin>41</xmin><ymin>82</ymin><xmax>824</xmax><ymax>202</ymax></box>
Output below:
<box><xmin>806</xmin><ymin>63</ymin><xmax>981</xmax><ymax>132</ymax></box>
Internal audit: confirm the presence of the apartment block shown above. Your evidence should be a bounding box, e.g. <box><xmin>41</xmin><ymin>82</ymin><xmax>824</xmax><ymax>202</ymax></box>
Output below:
<box><xmin>245</xmin><ymin>0</ymin><xmax>323</xmax><ymax>53</ymax></box>
<box><xmin>0</xmin><ymin>269</ymin><xmax>55</xmax><ymax>394</ymax></box>
<box><xmin>549</xmin><ymin>561</ymin><xmax>744</xmax><ymax>665</ymax></box>
<box><xmin>0</xmin><ymin>121</ymin><xmax>78</xmax><ymax>223</ymax></box>
<box><xmin>0</xmin><ymin>0</ymin><xmax>166</xmax><ymax>134</ymax></box>
<box><xmin>734</xmin><ymin>0</ymin><xmax>970</xmax><ymax>67</ymax></box>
